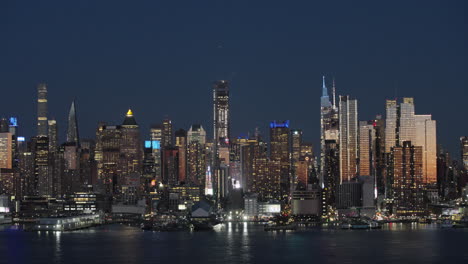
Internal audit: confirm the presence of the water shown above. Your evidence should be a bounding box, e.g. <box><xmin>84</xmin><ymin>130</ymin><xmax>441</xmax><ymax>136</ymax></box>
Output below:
<box><xmin>0</xmin><ymin>223</ymin><xmax>467</xmax><ymax>264</ymax></box>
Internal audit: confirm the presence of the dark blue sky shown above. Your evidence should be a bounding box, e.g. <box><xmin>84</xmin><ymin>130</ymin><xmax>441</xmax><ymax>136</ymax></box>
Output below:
<box><xmin>0</xmin><ymin>0</ymin><xmax>466</xmax><ymax>155</ymax></box>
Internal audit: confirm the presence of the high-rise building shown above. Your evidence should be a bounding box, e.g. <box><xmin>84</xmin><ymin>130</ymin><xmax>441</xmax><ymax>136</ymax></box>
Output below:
<box><xmin>0</xmin><ymin>132</ymin><xmax>12</xmax><ymax>169</ymax></box>
<box><xmin>212</xmin><ymin>80</ymin><xmax>230</xmax><ymax>205</ymax></box>
<box><xmin>461</xmin><ymin>137</ymin><xmax>468</xmax><ymax>170</ymax></box>
<box><xmin>415</xmin><ymin>115</ymin><xmax>437</xmax><ymax>184</ymax></box>
<box><xmin>37</xmin><ymin>83</ymin><xmax>48</xmax><ymax>137</ymax></box>
<box><xmin>338</xmin><ymin>95</ymin><xmax>358</xmax><ymax>183</ymax></box>
<box><xmin>162</xmin><ymin>147</ymin><xmax>179</xmax><ymax>186</ymax></box>
<box><xmin>48</xmin><ymin>120</ymin><xmax>58</xmax><ymax>153</ymax></box>
<box><xmin>120</xmin><ymin>109</ymin><xmax>142</xmax><ymax>186</ymax></box>
<box><xmin>162</xmin><ymin>119</ymin><xmax>173</xmax><ymax>148</ymax></box>
<box><xmin>95</xmin><ymin>123</ymin><xmax>122</xmax><ymax>195</ymax></box>
<box><xmin>66</xmin><ymin>100</ymin><xmax>80</xmax><ymax>145</ymax></box>
<box><xmin>384</xmin><ymin>99</ymin><xmax>398</xmax><ymax>153</ymax></box>
<box><xmin>270</xmin><ymin>120</ymin><xmax>290</xmax><ymax>200</ymax></box>
<box><xmin>33</xmin><ymin>136</ymin><xmax>51</xmax><ymax>196</ymax></box>
<box><xmin>390</xmin><ymin>141</ymin><xmax>425</xmax><ymax>216</ymax></box>
<box><xmin>213</xmin><ymin>80</ymin><xmax>230</xmax><ymax>145</ymax></box>
<box><xmin>359</xmin><ymin>121</ymin><xmax>376</xmax><ymax>177</ymax></box>
<box><xmin>150</xmin><ymin>124</ymin><xmax>163</xmax><ymax>182</ymax></box>
<box><xmin>399</xmin><ymin>98</ymin><xmax>416</xmax><ymax>145</ymax></box>
<box><xmin>175</xmin><ymin>129</ymin><xmax>187</xmax><ymax>183</ymax></box>
<box><xmin>187</xmin><ymin>125</ymin><xmax>206</xmax><ymax>186</ymax></box>
<box><xmin>320</xmin><ymin>76</ymin><xmax>339</xmax><ymax>187</ymax></box>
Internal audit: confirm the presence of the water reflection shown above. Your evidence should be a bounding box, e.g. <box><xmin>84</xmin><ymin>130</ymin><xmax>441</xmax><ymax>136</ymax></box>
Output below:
<box><xmin>1</xmin><ymin>223</ymin><xmax>467</xmax><ymax>264</ymax></box>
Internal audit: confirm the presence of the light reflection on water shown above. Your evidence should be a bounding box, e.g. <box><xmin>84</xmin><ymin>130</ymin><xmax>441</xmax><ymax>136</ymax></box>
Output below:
<box><xmin>1</xmin><ymin>223</ymin><xmax>467</xmax><ymax>264</ymax></box>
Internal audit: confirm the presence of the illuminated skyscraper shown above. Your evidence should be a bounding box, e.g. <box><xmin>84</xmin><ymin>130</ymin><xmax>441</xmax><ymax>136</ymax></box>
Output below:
<box><xmin>461</xmin><ymin>136</ymin><xmax>468</xmax><ymax>170</ymax></box>
<box><xmin>385</xmin><ymin>100</ymin><xmax>398</xmax><ymax>153</ymax></box>
<box><xmin>212</xmin><ymin>80</ymin><xmax>230</xmax><ymax>205</ymax></box>
<box><xmin>37</xmin><ymin>83</ymin><xmax>48</xmax><ymax>136</ymax></box>
<box><xmin>390</xmin><ymin>141</ymin><xmax>425</xmax><ymax>216</ymax></box>
<box><xmin>33</xmin><ymin>136</ymin><xmax>51</xmax><ymax>196</ymax></box>
<box><xmin>270</xmin><ymin>120</ymin><xmax>290</xmax><ymax>200</ymax></box>
<box><xmin>48</xmin><ymin>119</ymin><xmax>58</xmax><ymax>153</ymax></box>
<box><xmin>0</xmin><ymin>132</ymin><xmax>12</xmax><ymax>169</ymax></box>
<box><xmin>95</xmin><ymin>123</ymin><xmax>122</xmax><ymax>195</ymax></box>
<box><xmin>415</xmin><ymin>115</ymin><xmax>437</xmax><ymax>184</ymax></box>
<box><xmin>213</xmin><ymin>80</ymin><xmax>230</xmax><ymax>145</ymax></box>
<box><xmin>162</xmin><ymin>119</ymin><xmax>173</xmax><ymax>148</ymax></box>
<box><xmin>66</xmin><ymin>100</ymin><xmax>80</xmax><ymax>145</ymax></box>
<box><xmin>359</xmin><ymin>121</ymin><xmax>376</xmax><ymax>177</ymax></box>
<box><xmin>187</xmin><ymin>125</ymin><xmax>206</xmax><ymax>185</ymax></box>
<box><xmin>338</xmin><ymin>95</ymin><xmax>358</xmax><ymax>183</ymax></box>
<box><xmin>175</xmin><ymin>129</ymin><xmax>187</xmax><ymax>183</ymax></box>
<box><xmin>120</xmin><ymin>109</ymin><xmax>142</xmax><ymax>186</ymax></box>
<box><xmin>399</xmin><ymin>98</ymin><xmax>416</xmax><ymax>145</ymax></box>
<box><xmin>320</xmin><ymin>77</ymin><xmax>339</xmax><ymax>185</ymax></box>
<box><xmin>150</xmin><ymin>124</ymin><xmax>163</xmax><ymax>182</ymax></box>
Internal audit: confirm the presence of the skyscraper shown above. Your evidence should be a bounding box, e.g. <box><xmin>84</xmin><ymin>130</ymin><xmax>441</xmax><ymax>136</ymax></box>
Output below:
<box><xmin>320</xmin><ymin>76</ymin><xmax>339</xmax><ymax>186</ymax></box>
<box><xmin>415</xmin><ymin>115</ymin><xmax>437</xmax><ymax>184</ymax></box>
<box><xmin>48</xmin><ymin>119</ymin><xmax>58</xmax><ymax>152</ymax></box>
<box><xmin>175</xmin><ymin>129</ymin><xmax>187</xmax><ymax>183</ymax></box>
<box><xmin>66</xmin><ymin>100</ymin><xmax>80</xmax><ymax>145</ymax></box>
<box><xmin>150</xmin><ymin>124</ymin><xmax>163</xmax><ymax>182</ymax></box>
<box><xmin>120</xmin><ymin>109</ymin><xmax>142</xmax><ymax>186</ymax></box>
<box><xmin>338</xmin><ymin>95</ymin><xmax>358</xmax><ymax>183</ymax></box>
<box><xmin>359</xmin><ymin>121</ymin><xmax>376</xmax><ymax>177</ymax></box>
<box><xmin>384</xmin><ymin>99</ymin><xmax>398</xmax><ymax>153</ymax></box>
<box><xmin>213</xmin><ymin>80</ymin><xmax>230</xmax><ymax>204</ymax></box>
<box><xmin>399</xmin><ymin>97</ymin><xmax>416</xmax><ymax>145</ymax></box>
<box><xmin>213</xmin><ymin>80</ymin><xmax>230</xmax><ymax>146</ymax></box>
<box><xmin>270</xmin><ymin>120</ymin><xmax>290</xmax><ymax>200</ymax></box>
<box><xmin>37</xmin><ymin>83</ymin><xmax>48</xmax><ymax>137</ymax></box>
<box><xmin>390</xmin><ymin>141</ymin><xmax>425</xmax><ymax>216</ymax></box>
<box><xmin>162</xmin><ymin>119</ymin><xmax>173</xmax><ymax>148</ymax></box>
<box><xmin>0</xmin><ymin>132</ymin><xmax>12</xmax><ymax>169</ymax></box>
<box><xmin>461</xmin><ymin>136</ymin><xmax>468</xmax><ymax>170</ymax></box>
<box><xmin>187</xmin><ymin>124</ymin><xmax>206</xmax><ymax>185</ymax></box>
<box><xmin>95</xmin><ymin>123</ymin><xmax>122</xmax><ymax>195</ymax></box>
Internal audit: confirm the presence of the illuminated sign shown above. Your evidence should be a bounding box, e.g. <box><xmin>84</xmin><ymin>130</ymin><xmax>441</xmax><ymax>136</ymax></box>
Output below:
<box><xmin>270</xmin><ymin>120</ymin><xmax>290</xmax><ymax>129</ymax></box>
<box><xmin>9</xmin><ymin>117</ymin><xmax>17</xmax><ymax>127</ymax></box>
<box><xmin>145</xmin><ymin>140</ymin><xmax>160</xmax><ymax>149</ymax></box>
<box><xmin>265</xmin><ymin>204</ymin><xmax>281</xmax><ymax>213</ymax></box>
<box><xmin>17</xmin><ymin>137</ymin><xmax>25</xmax><ymax>142</ymax></box>
<box><xmin>152</xmin><ymin>141</ymin><xmax>160</xmax><ymax>149</ymax></box>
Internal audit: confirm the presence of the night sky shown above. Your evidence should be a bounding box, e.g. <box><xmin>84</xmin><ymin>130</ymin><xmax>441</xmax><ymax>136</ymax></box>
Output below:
<box><xmin>0</xmin><ymin>0</ymin><xmax>466</xmax><ymax>155</ymax></box>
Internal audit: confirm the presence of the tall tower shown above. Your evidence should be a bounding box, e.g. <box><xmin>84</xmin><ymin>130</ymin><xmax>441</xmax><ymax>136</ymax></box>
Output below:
<box><xmin>320</xmin><ymin>76</ymin><xmax>339</xmax><ymax>185</ymax></box>
<box><xmin>162</xmin><ymin>119</ymin><xmax>173</xmax><ymax>148</ymax></box>
<box><xmin>461</xmin><ymin>137</ymin><xmax>468</xmax><ymax>170</ymax></box>
<box><xmin>384</xmin><ymin>99</ymin><xmax>398</xmax><ymax>153</ymax></box>
<box><xmin>175</xmin><ymin>129</ymin><xmax>187</xmax><ymax>183</ymax></box>
<box><xmin>270</xmin><ymin>120</ymin><xmax>290</xmax><ymax>201</ymax></box>
<box><xmin>338</xmin><ymin>95</ymin><xmax>358</xmax><ymax>183</ymax></box>
<box><xmin>213</xmin><ymin>80</ymin><xmax>230</xmax><ymax>146</ymax></box>
<box><xmin>66</xmin><ymin>100</ymin><xmax>80</xmax><ymax>144</ymax></box>
<box><xmin>399</xmin><ymin>98</ymin><xmax>416</xmax><ymax>145</ymax></box>
<box><xmin>212</xmin><ymin>80</ymin><xmax>230</xmax><ymax>204</ymax></box>
<box><xmin>120</xmin><ymin>109</ymin><xmax>142</xmax><ymax>183</ymax></box>
<box><xmin>48</xmin><ymin>119</ymin><xmax>58</xmax><ymax>152</ymax></box>
<box><xmin>415</xmin><ymin>115</ymin><xmax>437</xmax><ymax>184</ymax></box>
<box><xmin>390</xmin><ymin>141</ymin><xmax>425</xmax><ymax>216</ymax></box>
<box><xmin>37</xmin><ymin>83</ymin><xmax>48</xmax><ymax>136</ymax></box>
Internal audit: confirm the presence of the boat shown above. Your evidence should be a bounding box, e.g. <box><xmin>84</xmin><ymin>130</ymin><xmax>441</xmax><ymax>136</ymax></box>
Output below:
<box><xmin>440</xmin><ymin>219</ymin><xmax>453</xmax><ymax>228</ymax></box>
<box><xmin>368</xmin><ymin>221</ymin><xmax>382</xmax><ymax>229</ymax></box>
<box><xmin>350</xmin><ymin>219</ymin><xmax>370</xmax><ymax>230</ymax></box>
<box><xmin>28</xmin><ymin>213</ymin><xmax>104</xmax><ymax>231</ymax></box>
<box><xmin>339</xmin><ymin>223</ymin><xmax>351</xmax><ymax>229</ymax></box>
<box><xmin>264</xmin><ymin>223</ymin><xmax>297</xmax><ymax>231</ymax></box>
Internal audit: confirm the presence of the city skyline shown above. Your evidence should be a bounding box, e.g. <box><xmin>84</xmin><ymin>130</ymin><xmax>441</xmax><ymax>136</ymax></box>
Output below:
<box><xmin>1</xmin><ymin>1</ymin><xmax>466</xmax><ymax>156</ymax></box>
